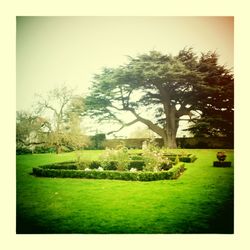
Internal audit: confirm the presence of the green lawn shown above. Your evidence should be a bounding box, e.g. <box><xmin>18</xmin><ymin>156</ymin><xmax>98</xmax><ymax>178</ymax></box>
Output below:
<box><xmin>16</xmin><ymin>149</ymin><xmax>234</xmax><ymax>234</ymax></box>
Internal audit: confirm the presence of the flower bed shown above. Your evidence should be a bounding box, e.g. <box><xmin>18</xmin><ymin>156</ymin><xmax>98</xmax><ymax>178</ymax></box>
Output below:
<box><xmin>41</xmin><ymin>160</ymin><xmax>148</xmax><ymax>171</ymax></box>
<box><xmin>32</xmin><ymin>143</ymin><xmax>192</xmax><ymax>181</ymax></box>
<box><xmin>32</xmin><ymin>162</ymin><xmax>186</xmax><ymax>181</ymax></box>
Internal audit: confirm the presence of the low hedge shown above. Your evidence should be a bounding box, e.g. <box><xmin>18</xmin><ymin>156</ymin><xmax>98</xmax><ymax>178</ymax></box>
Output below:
<box><xmin>32</xmin><ymin>162</ymin><xmax>185</xmax><ymax>181</ymax></box>
<box><xmin>179</xmin><ymin>154</ymin><xmax>197</xmax><ymax>163</ymax></box>
<box><xmin>40</xmin><ymin>162</ymin><xmax>78</xmax><ymax>170</ymax></box>
<box><xmin>129</xmin><ymin>155</ymin><xmax>143</xmax><ymax>160</ymax></box>
<box><xmin>164</xmin><ymin>154</ymin><xmax>197</xmax><ymax>163</ymax></box>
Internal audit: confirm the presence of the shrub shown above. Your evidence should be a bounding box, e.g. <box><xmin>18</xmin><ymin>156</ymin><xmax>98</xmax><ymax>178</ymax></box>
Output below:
<box><xmin>76</xmin><ymin>160</ymin><xmax>91</xmax><ymax>170</ymax></box>
<box><xmin>89</xmin><ymin>160</ymin><xmax>102</xmax><ymax>169</ymax></box>
<box><xmin>127</xmin><ymin>160</ymin><xmax>145</xmax><ymax>171</ymax></box>
<box><xmin>130</xmin><ymin>155</ymin><xmax>143</xmax><ymax>160</ymax></box>
<box><xmin>88</xmin><ymin>133</ymin><xmax>106</xmax><ymax>150</ymax></box>
<box><xmin>116</xmin><ymin>161</ymin><xmax>129</xmax><ymax>171</ymax></box>
<box><xmin>159</xmin><ymin>161</ymin><xmax>173</xmax><ymax>171</ymax></box>
<box><xmin>33</xmin><ymin>146</ymin><xmax>56</xmax><ymax>154</ymax></box>
<box><xmin>16</xmin><ymin>147</ymin><xmax>32</xmax><ymax>155</ymax></box>
<box><xmin>102</xmin><ymin>161</ymin><xmax>119</xmax><ymax>170</ymax></box>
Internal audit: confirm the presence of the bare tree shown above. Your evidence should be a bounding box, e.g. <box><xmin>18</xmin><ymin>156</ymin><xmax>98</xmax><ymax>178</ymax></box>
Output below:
<box><xmin>35</xmin><ymin>86</ymin><xmax>88</xmax><ymax>153</ymax></box>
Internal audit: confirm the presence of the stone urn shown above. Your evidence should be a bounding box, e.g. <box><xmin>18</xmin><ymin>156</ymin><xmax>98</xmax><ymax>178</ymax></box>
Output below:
<box><xmin>216</xmin><ymin>151</ymin><xmax>227</xmax><ymax>162</ymax></box>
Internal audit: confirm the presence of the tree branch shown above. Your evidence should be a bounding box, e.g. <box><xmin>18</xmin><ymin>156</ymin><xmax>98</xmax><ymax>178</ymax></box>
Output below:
<box><xmin>107</xmin><ymin>119</ymin><xmax>139</xmax><ymax>135</ymax></box>
<box><xmin>128</xmin><ymin>108</ymin><xmax>165</xmax><ymax>138</ymax></box>
<box><xmin>179</xmin><ymin>117</ymin><xmax>200</xmax><ymax>121</ymax></box>
<box><xmin>105</xmin><ymin>108</ymin><xmax>124</xmax><ymax>124</ymax></box>
<box><xmin>43</xmin><ymin>101</ymin><xmax>58</xmax><ymax>115</ymax></box>
<box><xmin>59</xmin><ymin>97</ymin><xmax>70</xmax><ymax>118</ymax></box>
<box><xmin>176</xmin><ymin>105</ymin><xmax>193</xmax><ymax>118</ymax></box>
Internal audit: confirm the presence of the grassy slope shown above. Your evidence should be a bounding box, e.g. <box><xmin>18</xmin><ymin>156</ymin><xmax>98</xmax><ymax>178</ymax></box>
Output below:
<box><xmin>16</xmin><ymin>149</ymin><xmax>234</xmax><ymax>234</ymax></box>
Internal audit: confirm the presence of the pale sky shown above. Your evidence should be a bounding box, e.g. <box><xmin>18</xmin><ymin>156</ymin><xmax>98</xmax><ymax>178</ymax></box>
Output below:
<box><xmin>16</xmin><ymin>16</ymin><xmax>234</xmax><ymax>137</ymax></box>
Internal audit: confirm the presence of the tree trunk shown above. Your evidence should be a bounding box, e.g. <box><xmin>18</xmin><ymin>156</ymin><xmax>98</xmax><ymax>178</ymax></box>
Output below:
<box><xmin>166</xmin><ymin>131</ymin><xmax>177</xmax><ymax>148</ymax></box>
<box><xmin>165</xmin><ymin>106</ymin><xmax>179</xmax><ymax>148</ymax></box>
<box><xmin>162</xmin><ymin>130</ymin><xmax>177</xmax><ymax>148</ymax></box>
<box><xmin>129</xmin><ymin>106</ymin><xmax>179</xmax><ymax>148</ymax></box>
<box><xmin>162</xmin><ymin>134</ymin><xmax>168</xmax><ymax>148</ymax></box>
<box><xmin>55</xmin><ymin>144</ymin><xmax>61</xmax><ymax>154</ymax></box>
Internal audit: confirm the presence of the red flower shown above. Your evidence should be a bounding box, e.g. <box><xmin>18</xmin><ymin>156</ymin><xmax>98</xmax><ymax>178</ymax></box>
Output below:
<box><xmin>217</xmin><ymin>152</ymin><xmax>226</xmax><ymax>162</ymax></box>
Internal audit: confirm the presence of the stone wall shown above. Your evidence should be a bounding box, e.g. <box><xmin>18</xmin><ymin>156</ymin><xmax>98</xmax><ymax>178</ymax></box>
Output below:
<box><xmin>103</xmin><ymin>137</ymin><xmax>233</xmax><ymax>149</ymax></box>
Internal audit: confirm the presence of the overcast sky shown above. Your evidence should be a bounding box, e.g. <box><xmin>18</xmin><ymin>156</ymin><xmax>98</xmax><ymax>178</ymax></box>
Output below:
<box><xmin>16</xmin><ymin>16</ymin><xmax>234</xmax><ymax>137</ymax></box>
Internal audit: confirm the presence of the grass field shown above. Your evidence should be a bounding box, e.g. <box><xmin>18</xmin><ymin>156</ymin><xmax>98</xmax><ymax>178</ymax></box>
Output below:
<box><xmin>16</xmin><ymin>149</ymin><xmax>234</xmax><ymax>234</ymax></box>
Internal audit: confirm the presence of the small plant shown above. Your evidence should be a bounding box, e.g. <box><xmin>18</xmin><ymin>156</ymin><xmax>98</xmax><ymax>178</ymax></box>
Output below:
<box><xmin>142</xmin><ymin>140</ymin><xmax>170</xmax><ymax>171</ymax></box>
<box><xmin>75</xmin><ymin>151</ymin><xmax>82</xmax><ymax>162</ymax></box>
<box><xmin>127</xmin><ymin>160</ymin><xmax>145</xmax><ymax>171</ymax></box>
<box><xmin>99</xmin><ymin>145</ymin><xmax>130</xmax><ymax>171</ymax></box>
<box><xmin>159</xmin><ymin>161</ymin><xmax>173</xmax><ymax>171</ymax></box>
<box><xmin>102</xmin><ymin>161</ymin><xmax>118</xmax><ymax>170</ymax></box>
<box><xmin>74</xmin><ymin>151</ymin><xmax>92</xmax><ymax>170</ymax></box>
<box><xmin>217</xmin><ymin>151</ymin><xmax>227</xmax><ymax>162</ymax></box>
<box><xmin>180</xmin><ymin>150</ymin><xmax>187</xmax><ymax>157</ymax></box>
<box><xmin>89</xmin><ymin>161</ymin><xmax>102</xmax><ymax>169</ymax></box>
<box><xmin>174</xmin><ymin>155</ymin><xmax>180</xmax><ymax>165</ymax></box>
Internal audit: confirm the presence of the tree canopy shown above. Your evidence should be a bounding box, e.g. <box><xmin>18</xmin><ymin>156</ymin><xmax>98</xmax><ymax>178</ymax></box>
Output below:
<box><xmin>84</xmin><ymin>48</ymin><xmax>234</xmax><ymax>148</ymax></box>
<box><xmin>185</xmin><ymin>52</ymin><xmax>234</xmax><ymax>137</ymax></box>
<box><xmin>16</xmin><ymin>111</ymin><xmax>50</xmax><ymax>149</ymax></box>
<box><xmin>36</xmin><ymin>86</ymin><xmax>89</xmax><ymax>153</ymax></box>
<box><xmin>17</xmin><ymin>86</ymin><xmax>89</xmax><ymax>153</ymax></box>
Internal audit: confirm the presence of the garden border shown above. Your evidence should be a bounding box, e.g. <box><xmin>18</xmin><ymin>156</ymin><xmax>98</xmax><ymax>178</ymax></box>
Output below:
<box><xmin>32</xmin><ymin>162</ymin><xmax>186</xmax><ymax>181</ymax></box>
<box><xmin>163</xmin><ymin>154</ymin><xmax>197</xmax><ymax>163</ymax></box>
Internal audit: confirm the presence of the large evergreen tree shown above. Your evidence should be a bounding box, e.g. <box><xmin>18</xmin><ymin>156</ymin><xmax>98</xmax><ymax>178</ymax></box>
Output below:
<box><xmin>185</xmin><ymin>51</ymin><xmax>234</xmax><ymax>138</ymax></box>
<box><xmin>84</xmin><ymin>49</ymin><xmax>234</xmax><ymax>148</ymax></box>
